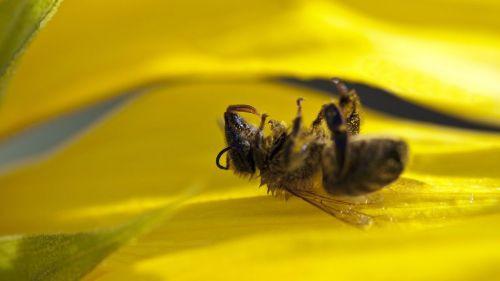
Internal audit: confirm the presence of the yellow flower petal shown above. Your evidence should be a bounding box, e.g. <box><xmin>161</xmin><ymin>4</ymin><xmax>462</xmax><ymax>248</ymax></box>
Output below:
<box><xmin>85</xmin><ymin>214</ymin><xmax>500</xmax><ymax>281</ymax></box>
<box><xmin>1</xmin><ymin>0</ymin><xmax>499</xmax><ymax>136</ymax></box>
<box><xmin>0</xmin><ymin>81</ymin><xmax>496</xmax><ymax>233</ymax></box>
<box><xmin>1</xmin><ymin>1</ymin><xmax>499</xmax><ymax>279</ymax></box>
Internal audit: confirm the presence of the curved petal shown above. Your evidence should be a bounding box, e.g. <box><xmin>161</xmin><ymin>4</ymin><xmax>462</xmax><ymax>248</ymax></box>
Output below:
<box><xmin>85</xmin><ymin>214</ymin><xmax>500</xmax><ymax>281</ymax></box>
<box><xmin>1</xmin><ymin>81</ymin><xmax>498</xmax><ymax>230</ymax></box>
<box><xmin>0</xmin><ymin>0</ymin><xmax>499</xmax><ymax>136</ymax></box>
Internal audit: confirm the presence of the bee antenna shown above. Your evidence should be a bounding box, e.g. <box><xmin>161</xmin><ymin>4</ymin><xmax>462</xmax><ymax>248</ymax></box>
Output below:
<box><xmin>215</xmin><ymin>146</ymin><xmax>231</xmax><ymax>170</ymax></box>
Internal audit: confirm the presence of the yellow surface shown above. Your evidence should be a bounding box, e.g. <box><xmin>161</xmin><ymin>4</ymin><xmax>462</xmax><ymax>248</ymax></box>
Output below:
<box><xmin>0</xmin><ymin>81</ymin><xmax>498</xmax><ymax>280</ymax></box>
<box><xmin>1</xmin><ymin>0</ymin><xmax>500</xmax><ymax>279</ymax></box>
<box><xmin>1</xmin><ymin>0</ymin><xmax>500</xmax><ymax>136</ymax></box>
<box><xmin>88</xmin><ymin>215</ymin><xmax>500</xmax><ymax>281</ymax></box>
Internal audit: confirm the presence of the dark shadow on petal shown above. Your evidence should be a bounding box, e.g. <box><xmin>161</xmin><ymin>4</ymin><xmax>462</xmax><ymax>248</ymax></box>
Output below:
<box><xmin>278</xmin><ymin>77</ymin><xmax>500</xmax><ymax>133</ymax></box>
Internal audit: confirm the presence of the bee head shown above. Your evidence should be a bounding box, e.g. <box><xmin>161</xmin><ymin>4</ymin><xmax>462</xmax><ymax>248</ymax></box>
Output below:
<box><xmin>219</xmin><ymin>105</ymin><xmax>262</xmax><ymax>174</ymax></box>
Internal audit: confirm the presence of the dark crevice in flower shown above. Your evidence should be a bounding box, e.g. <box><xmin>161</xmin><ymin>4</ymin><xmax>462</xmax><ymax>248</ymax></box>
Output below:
<box><xmin>279</xmin><ymin>77</ymin><xmax>500</xmax><ymax>133</ymax></box>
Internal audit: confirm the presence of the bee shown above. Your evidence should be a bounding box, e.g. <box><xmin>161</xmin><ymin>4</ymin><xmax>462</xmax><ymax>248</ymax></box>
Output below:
<box><xmin>215</xmin><ymin>78</ymin><xmax>408</xmax><ymax>226</ymax></box>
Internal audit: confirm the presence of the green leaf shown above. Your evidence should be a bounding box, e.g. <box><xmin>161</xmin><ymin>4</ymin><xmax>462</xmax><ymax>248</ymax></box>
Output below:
<box><xmin>0</xmin><ymin>0</ymin><xmax>63</xmax><ymax>92</ymax></box>
<box><xmin>0</xmin><ymin>196</ymin><xmax>188</xmax><ymax>281</ymax></box>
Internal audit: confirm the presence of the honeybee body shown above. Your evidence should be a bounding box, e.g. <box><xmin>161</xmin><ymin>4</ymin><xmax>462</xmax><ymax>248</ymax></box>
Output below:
<box><xmin>216</xmin><ymin>79</ymin><xmax>408</xmax><ymax>225</ymax></box>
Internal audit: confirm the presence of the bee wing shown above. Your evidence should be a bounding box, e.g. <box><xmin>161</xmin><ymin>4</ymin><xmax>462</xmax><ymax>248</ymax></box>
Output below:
<box><xmin>287</xmin><ymin>188</ymin><xmax>374</xmax><ymax>228</ymax></box>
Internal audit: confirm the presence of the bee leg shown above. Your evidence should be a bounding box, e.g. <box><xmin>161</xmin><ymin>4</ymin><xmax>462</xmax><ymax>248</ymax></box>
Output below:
<box><xmin>258</xmin><ymin>113</ymin><xmax>269</xmax><ymax>130</ymax></box>
<box><xmin>331</xmin><ymin>78</ymin><xmax>360</xmax><ymax>135</ymax></box>
<box><xmin>283</xmin><ymin>98</ymin><xmax>306</xmax><ymax>167</ymax></box>
<box><xmin>291</xmin><ymin>98</ymin><xmax>304</xmax><ymax>136</ymax></box>
<box><xmin>320</xmin><ymin>102</ymin><xmax>353</xmax><ymax>195</ymax></box>
<box><xmin>253</xmin><ymin>113</ymin><xmax>269</xmax><ymax>169</ymax></box>
<box><xmin>311</xmin><ymin>104</ymin><xmax>325</xmax><ymax>129</ymax></box>
<box><xmin>323</xmin><ymin>102</ymin><xmax>348</xmax><ymax>176</ymax></box>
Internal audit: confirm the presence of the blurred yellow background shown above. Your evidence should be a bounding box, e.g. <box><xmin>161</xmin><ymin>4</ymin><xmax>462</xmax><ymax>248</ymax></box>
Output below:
<box><xmin>0</xmin><ymin>0</ymin><xmax>499</xmax><ymax>280</ymax></box>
